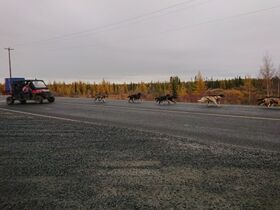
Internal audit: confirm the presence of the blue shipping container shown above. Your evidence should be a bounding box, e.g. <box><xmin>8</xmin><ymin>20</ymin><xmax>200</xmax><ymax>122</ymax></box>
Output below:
<box><xmin>5</xmin><ymin>77</ymin><xmax>25</xmax><ymax>94</ymax></box>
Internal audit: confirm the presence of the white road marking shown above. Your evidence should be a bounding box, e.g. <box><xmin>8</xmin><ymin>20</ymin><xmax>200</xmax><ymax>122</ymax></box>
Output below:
<box><xmin>0</xmin><ymin>107</ymin><xmax>185</xmax><ymax>140</ymax></box>
<box><xmin>59</xmin><ymin>101</ymin><xmax>280</xmax><ymax>122</ymax></box>
<box><xmin>0</xmin><ymin>107</ymin><xmax>103</xmax><ymax>126</ymax></box>
<box><xmin>0</xmin><ymin>97</ymin><xmax>5</xmax><ymax>103</ymax></box>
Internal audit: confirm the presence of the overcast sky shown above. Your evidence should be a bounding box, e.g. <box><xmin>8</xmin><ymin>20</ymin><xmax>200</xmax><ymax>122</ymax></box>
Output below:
<box><xmin>0</xmin><ymin>0</ymin><xmax>280</xmax><ymax>83</ymax></box>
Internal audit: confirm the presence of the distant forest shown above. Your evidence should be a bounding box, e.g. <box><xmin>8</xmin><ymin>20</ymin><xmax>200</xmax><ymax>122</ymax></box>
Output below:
<box><xmin>46</xmin><ymin>75</ymin><xmax>280</xmax><ymax>104</ymax></box>
<box><xmin>1</xmin><ymin>56</ymin><xmax>279</xmax><ymax>105</ymax></box>
<box><xmin>1</xmin><ymin>75</ymin><xmax>279</xmax><ymax>105</ymax></box>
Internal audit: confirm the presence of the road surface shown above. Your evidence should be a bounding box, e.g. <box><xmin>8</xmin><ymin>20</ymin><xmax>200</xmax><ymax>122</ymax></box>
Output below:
<box><xmin>0</xmin><ymin>97</ymin><xmax>279</xmax><ymax>151</ymax></box>
<box><xmin>1</xmin><ymin>96</ymin><xmax>280</xmax><ymax>209</ymax></box>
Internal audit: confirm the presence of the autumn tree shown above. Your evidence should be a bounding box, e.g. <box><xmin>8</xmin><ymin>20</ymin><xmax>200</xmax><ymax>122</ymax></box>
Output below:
<box><xmin>100</xmin><ymin>79</ymin><xmax>110</xmax><ymax>94</ymax></box>
<box><xmin>177</xmin><ymin>83</ymin><xmax>187</xmax><ymax>100</ymax></box>
<box><xmin>276</xmin><ymin>65</ymin><xmax>280</xmax><ymax>97</ymax></box>
<box><xmin>137</xmin><ymin>82</ymin><xmax>148</xmax><ymax>93</ymax></box>
<box><xmin>194</xmin><ymin>71</ymin><xmax>206</xmax><ymax>95</ymax></box>
<box><xmin>0</xmin><ymin>83</ymin><xmax>4</xmax><ymax>94</ymax></box>
<box><xmin>244</xmin><ymin>75</ymin><xmax>253</xmax><ymax>104</ymax></box>
<box><xmin>260</xmin><ymin>55</ymin><xmax>275</xmax><ymax>96</ymax></box>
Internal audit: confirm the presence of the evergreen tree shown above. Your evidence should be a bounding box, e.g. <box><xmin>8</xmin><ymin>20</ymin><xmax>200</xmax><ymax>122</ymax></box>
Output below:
<box><xmin>169</xmin><ymin>76</ymin><xmax>181</xmax><ymax>97</ymax></box>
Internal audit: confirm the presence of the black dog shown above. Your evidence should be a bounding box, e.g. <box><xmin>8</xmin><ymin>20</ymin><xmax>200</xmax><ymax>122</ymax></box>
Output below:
<box><xmin>128</xmin><ymin>92</ymin><xmax>142</xmax><ymax>103</ymax></box>
<box><xmin>155</xmin><ymin>94</ymin><xmax>176</xmax><ymax>104</ymax></box>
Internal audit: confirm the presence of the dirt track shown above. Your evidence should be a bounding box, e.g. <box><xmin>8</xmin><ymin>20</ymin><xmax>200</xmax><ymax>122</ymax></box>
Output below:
<box><xmin>1</xmin><ymin>109</ymin><xmax>280</xmax><ymax>209</ymax></box>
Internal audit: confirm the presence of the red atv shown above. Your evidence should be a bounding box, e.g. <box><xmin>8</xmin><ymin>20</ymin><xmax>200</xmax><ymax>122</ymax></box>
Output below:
<box><xmin>6</xmin><ymin>79</ymin><xmax>55</xmax><ymax>105</ymax></box>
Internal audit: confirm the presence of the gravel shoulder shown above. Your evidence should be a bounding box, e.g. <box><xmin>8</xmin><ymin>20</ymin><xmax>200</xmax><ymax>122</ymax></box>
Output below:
<box><xmin>0</xmin><ymin>110</ymin><xmax>280</xmax><ymax>209</ymax></box>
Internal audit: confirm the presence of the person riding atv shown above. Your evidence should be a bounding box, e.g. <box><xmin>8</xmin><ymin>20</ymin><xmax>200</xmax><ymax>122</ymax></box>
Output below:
<box><xmin>6</xmin><ymin>79</ymin><xmax>55</xmax><ymax>105</ymax></box>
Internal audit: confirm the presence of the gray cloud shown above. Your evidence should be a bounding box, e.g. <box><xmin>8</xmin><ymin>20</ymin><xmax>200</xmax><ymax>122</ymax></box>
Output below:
<box><xmin>1</xmin><ymin>0</ymin><xmax>280</xmax><ymax>82</ymax></box>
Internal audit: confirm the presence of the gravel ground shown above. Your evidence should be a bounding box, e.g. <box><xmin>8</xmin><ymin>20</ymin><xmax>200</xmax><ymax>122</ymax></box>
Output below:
<box><xmin>0</xmin><ymin>110</ymin><xmax>280</xmax><ymax>210</ymax></box>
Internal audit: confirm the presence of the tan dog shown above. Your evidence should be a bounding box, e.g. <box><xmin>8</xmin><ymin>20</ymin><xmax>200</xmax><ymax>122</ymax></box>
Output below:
<box><xmin>198</xmin><ymin>94</ymin><xmax>225</xmax><ymax>106</ymax></box>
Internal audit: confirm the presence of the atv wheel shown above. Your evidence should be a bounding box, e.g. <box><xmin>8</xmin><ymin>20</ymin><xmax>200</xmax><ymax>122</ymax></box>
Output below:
<box><xmin>47</xmin><ymin>97</ymin><xmax>55</xmax><ymax>103</ymax></box>
<box><xmin>6</xmin><ymin>97</ymin><xmax>14</xmax><ymax>105</ymax></box>
<box><xmin>35</xmin><ymin>95</ymin><xmax>43</xmax><ymax>104</ymax></box>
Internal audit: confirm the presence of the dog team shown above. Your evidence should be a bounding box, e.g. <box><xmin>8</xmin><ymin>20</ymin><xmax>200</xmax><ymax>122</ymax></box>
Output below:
<box><xmin>92</xmin><ymin>92</ymin><xmax>279</xmax><ymax>108</ymax></box>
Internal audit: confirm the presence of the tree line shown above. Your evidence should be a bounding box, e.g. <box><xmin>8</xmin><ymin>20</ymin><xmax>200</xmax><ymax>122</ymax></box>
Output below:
<box><xmin>1</xmin><ymin>55</ymin><xmax>279</xmax><ymax>105</ymax></box>
<box><xmin>37</xmin><ymin>73</ymin><xmax>280</xmax><ymax>104</ymax></box>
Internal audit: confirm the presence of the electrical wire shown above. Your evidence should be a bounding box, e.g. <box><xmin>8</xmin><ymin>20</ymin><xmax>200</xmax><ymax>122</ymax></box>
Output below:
<box><xmin>32</xmin><ymin>3</ymin><xmax>280</xmax><ymax>52</ymax></box>
<box><xmin>14</xmin><ymin>0</ymin><xmax>198</xmax><ymax>46</ymax></box>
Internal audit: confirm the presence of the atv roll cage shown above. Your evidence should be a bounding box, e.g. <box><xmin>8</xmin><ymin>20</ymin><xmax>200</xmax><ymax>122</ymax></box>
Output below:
<box><xmin>6</xmin><ymin>79</ymin><xmax>55</xmax><ymax>105</ymax></box>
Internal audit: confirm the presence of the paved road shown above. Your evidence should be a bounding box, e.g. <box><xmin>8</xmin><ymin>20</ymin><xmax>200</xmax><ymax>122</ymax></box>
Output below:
<box><xmin>0</xmin><ymin>97</ymin><xmax>279</xmax><ymax>150</ymax></box>
<box><xmin>1</xmin><ymin>96</ymin><xmax>280</xmax><ymax>209</ymax></box>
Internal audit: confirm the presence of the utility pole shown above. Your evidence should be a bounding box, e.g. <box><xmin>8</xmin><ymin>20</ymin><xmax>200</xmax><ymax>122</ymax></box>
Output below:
<box><xmin>4</xmin><ymin>48</ymin><xmax>14</xmax><ymax>78</ymax></box>
<box><xmin>4</xmin><ymin>47</ymin><xmax>14</xmax><ymax>94</ymax></box>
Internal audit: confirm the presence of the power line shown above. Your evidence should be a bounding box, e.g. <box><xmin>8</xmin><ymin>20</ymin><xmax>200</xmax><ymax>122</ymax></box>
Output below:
<box><xmin>108</xmin><ymin>4</ymin><xmax>280</xmax><ymax>46</ymax></box>
<box><xmin>38</xmin><ymin>3</ymin><xmax>280</xmax><ymax>52</ymax></box>
<box><xmin>14</xmin><ymin>0</ymin><xmax>198</xmax><ymax>47</ymax></box>
<box><xmin>173</xmin><ymin>4</ymin><xmax>280</xmax><ymax>32</ymax></box>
